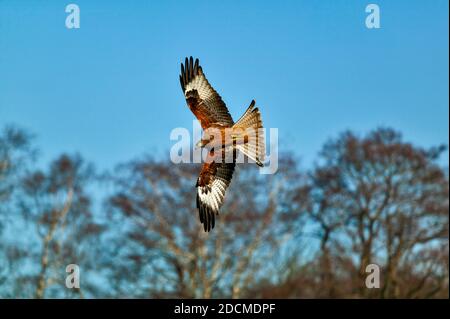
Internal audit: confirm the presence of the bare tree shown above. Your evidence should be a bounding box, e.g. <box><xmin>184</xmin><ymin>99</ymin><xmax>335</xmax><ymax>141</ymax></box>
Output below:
<box><xmin>1</xmin><ymin>125</ymin><xmax>447</xmax><ymax>299</ymax></box>
<box><xmin>0</xmin><ymin>126</ymin><xmax>35</xmax><ymax>219</ymax></box>
<box><xmin>19</xmin><ymin>154</ymin><xmax>104</xmax><ymax>298</ymax></box>
<box><xmin>106</xmin><ymin>153</ymin><xmax>308</xmax><ymax>298</ymax></box>
<box><xmin>309</xmin><ymin>128</ymin><xmax>448</xmax><ymax>298</ymax></box>
<box><xmin>0</xmin><ymin>126</ymin><xmax>36</xmax><ymax>297</ymax></box>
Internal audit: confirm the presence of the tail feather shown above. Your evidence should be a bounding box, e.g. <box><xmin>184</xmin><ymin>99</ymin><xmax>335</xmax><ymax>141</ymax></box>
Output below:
<box><xmin>232</xmin><ymin>100</ymin><xmax>265</xmax><ymax>167</ymax></box>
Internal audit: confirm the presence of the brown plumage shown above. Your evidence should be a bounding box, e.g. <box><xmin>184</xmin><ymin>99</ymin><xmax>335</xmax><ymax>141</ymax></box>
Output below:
<box><xmin>180</xmin><ymin>57</ymin><xmax>234</xmax><ymax>129</ymax></box>
<box><xmin>180</xmin><ymin>57</ymin><xmax>265</xmax><ymax>232</ymax></box>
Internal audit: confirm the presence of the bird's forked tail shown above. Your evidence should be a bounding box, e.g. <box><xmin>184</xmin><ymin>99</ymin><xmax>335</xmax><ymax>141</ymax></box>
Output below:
<box><xmin>231</xmin><ymin>100</ymin><xmax>265</xmax><ymax>167</ymax></box>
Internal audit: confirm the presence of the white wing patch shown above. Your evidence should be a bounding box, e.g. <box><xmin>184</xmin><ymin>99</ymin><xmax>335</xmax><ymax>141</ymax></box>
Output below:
<box><xmin>197</xmin><ymin>178</ymin><xmax>228</xmax><ymax>213</ymax></box>
<box><xmin>185</xmin><ymin>74</ymin><xmax>213</xmax><ymax>102</ymax></box>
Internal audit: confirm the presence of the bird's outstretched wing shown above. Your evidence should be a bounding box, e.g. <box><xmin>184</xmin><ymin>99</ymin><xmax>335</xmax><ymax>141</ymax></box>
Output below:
<box><xmin>180</xmin><ymin>57</ymin><xmax>234</xmax><ymax>129</ymax></box>
<box><xmin>196</xmin><ymin>162</ymin><xmax>235</xmax><ymax>232</ymax></box>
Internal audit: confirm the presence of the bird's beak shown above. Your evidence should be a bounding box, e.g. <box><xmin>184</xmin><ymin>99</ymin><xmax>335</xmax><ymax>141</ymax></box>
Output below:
<box><xmin>195</xmin><ymin>140</ymin><xmax>203</xmax><ymax>149</ymax></box>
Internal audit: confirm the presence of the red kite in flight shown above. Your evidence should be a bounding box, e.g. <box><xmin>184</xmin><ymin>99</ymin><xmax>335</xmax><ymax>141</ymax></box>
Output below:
<box><xmin>180</xmin><ymin>57</ymin><xmax>265</xmax><ymax>232</ymax></box>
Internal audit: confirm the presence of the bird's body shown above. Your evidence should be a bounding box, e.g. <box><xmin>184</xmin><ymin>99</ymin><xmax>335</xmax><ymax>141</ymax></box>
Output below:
<box><xmin>179</xmin><ymin>57</ymin><xmax>265</xmax><ymax>232</ymax></box>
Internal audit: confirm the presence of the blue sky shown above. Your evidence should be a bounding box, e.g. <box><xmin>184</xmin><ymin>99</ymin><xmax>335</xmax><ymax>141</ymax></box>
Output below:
<box><xmin>0</xmin><ymin>0</ymin><xmax>448</xmax><ymax>169</ymax></box>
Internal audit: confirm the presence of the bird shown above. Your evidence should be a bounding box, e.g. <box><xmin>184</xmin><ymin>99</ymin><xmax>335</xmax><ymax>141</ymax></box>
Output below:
<box><xmin>179</xmin><ymin>57</ymin><xmax>265</xmax><ymax>232</ymax></box>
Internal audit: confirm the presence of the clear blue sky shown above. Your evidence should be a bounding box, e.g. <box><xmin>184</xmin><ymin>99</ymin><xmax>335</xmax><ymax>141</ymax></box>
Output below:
<box><xmin>0</xmin><ymin>0</ymin><xmax>448</xmax><ymax>169</ymax></box>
